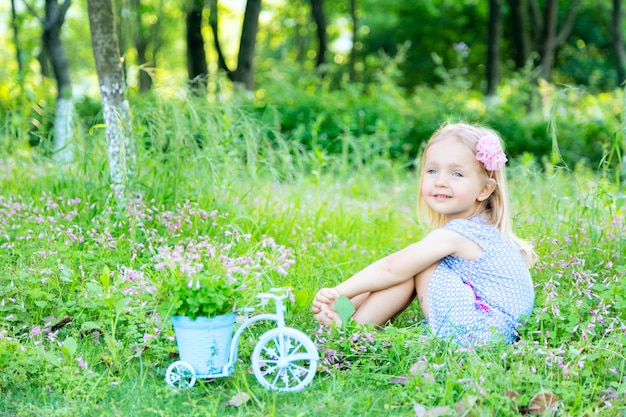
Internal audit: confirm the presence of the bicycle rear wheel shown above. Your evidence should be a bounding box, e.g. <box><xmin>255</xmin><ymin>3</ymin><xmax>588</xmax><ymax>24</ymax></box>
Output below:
<box><xmin>165</xmin><ymin>361</ymin><xmax>196</xmax><ymax>389</ymax></box>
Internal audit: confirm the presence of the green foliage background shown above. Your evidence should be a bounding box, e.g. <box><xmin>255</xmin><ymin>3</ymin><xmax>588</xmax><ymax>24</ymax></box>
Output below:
<box><xmin>1</xmin><ymin>80</ymin><xmax>625</xmax><ymax>414</ymax></box>
<box><xmin>1</xmin><ymin>0</ymin><xmax>625</xmax><ymax>415</ymax></box>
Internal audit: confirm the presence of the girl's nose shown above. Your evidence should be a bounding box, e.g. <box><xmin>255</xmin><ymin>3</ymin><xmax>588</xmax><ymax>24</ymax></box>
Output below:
<box><xmin>434</xmin><ymin>174</ymin><xmax>447</xmax><ymax>187</ymax></box>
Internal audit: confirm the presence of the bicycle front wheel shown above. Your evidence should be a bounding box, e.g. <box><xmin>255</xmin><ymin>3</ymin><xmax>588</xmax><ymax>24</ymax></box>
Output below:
<box><xmin>165</xmin><ymin>361</ymin><xmax>196</xmax><ymax>389</ymax></box>
<box><xmin>251</xmin><ymin>327</ymin><xmax>319</xmax><ymax>392</ymax></box>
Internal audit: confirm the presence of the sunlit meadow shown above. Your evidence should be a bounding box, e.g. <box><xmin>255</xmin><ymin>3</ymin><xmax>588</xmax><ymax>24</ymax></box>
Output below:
<box><xmin>0</xmin><ymin>97</ymin><xmax>624</xmax><ymax>416</ymax></box>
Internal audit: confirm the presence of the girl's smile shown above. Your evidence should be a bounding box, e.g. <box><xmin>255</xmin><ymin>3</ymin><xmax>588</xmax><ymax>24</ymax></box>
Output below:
<box><xmin>421</xmin><ymin>137</ymin><xmax>494</xmax><ymax>221</ymax></box>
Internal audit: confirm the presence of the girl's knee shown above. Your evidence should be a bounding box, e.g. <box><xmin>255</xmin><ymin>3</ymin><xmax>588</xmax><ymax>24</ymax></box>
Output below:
<box><xmin>352</xmin><ymin>280</ymin><xmax>417</xmax><ymax>325</ymax></box>
<box><xmin>415</xmin><ymin>262</ymin><xmax>439</xmax><ymax>318</ymax></box>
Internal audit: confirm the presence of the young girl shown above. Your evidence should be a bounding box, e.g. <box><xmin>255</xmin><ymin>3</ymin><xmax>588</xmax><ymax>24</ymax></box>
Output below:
<box><xmin>311</xmin><ymin>122</ymin><xmax>537</xmax><ymax>346</ymax></box>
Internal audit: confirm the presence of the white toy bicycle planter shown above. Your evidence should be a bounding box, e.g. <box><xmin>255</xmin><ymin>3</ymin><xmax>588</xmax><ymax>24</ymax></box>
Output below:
<box><xmin>165</xmin><ymin>289</ymin><xmax>319</xmax><ymax>392</ymax></box>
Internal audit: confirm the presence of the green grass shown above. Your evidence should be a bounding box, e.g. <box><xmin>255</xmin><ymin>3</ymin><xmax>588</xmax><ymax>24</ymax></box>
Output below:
<box><xmin>1</xmin><ymin>98</ymin><xmax>625</xmax><ymax>416</ymax></box>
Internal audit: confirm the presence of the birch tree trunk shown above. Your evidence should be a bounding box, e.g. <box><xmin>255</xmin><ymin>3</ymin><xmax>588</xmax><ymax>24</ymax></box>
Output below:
<box><xmin>87</xmin><ymin>0</ymin><xmax>136</xmax><ymax>193</ymax></box>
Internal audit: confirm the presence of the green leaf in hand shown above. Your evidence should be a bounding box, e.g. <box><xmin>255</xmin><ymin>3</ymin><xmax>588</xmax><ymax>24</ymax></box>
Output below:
<box><xmin>335</xmin><ymin>295</ymin><xmax>355</xmax><ymax>326</ymax></box>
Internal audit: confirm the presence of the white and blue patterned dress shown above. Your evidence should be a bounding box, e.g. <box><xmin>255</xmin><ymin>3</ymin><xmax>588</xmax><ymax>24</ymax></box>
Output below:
<box><xmin>427</xmin><ymin>217</ymin><xmax>534</xmax><ymax>346</ymax></box>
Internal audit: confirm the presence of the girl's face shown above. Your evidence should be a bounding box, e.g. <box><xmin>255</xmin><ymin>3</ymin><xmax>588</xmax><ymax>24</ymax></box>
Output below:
<box><xmin>421</xmin><ymin>136</ymin><xmax>495</xmax><ymax>221</ymax></box>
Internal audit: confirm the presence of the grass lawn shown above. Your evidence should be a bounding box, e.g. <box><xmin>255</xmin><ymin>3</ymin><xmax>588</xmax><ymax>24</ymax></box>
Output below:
<box><xmin>0</xmin><ymin>127</ymin><xmax>624</xmax><ymax>416</ymax></box>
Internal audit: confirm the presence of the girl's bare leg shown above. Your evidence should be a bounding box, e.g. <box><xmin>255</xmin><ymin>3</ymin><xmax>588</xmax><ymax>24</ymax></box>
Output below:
<box><xmin>351</xmin><ymin>262</ymin><xmax>439</xmax><ymax>325</ymax></box>
<box><xmin>351</xmin><ymin>279</ymin><xmax>416</xmax><ymax>325</ymax></box>
<box><xmin>349</xmin><ymin>293</ymin><xmax>370</xmax><ymax>311</ymax></box>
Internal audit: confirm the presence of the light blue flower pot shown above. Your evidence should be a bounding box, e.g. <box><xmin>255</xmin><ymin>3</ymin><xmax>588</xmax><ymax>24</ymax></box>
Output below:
<box><xmin>171</xmin><ymin>313</ymin><xmax>237</xmax><ymax>377</ymax></box>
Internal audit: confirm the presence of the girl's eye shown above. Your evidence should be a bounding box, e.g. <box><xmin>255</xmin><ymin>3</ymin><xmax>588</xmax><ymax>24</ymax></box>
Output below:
<box><xmin>452</xmin><ymin>172</ymin><xmax>463</xmax><ymax>177</ymax></box>
<box><xmin>426</xmin><ymin>169</ymin><xmax>437</xmax><ymax>174</ymax></box>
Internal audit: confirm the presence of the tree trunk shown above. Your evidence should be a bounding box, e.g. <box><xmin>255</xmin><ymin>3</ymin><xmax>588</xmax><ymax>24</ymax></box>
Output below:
<box><xmin>538</xmin><ymin>0</ymin><xmax>557</xmax><ymax>80</ymax></box>
<box><xmin>11</xmin><ymin>0</ymin><xmax>25</xmax><ymax>91</ymax></box>
<box><xmin>611</xmin><ymin>0</ymin><xmax>626</xmax><ymax>85</ymax></box>
<box><xmin>43</xmin><ymin>0</ymin><xmax>74</xmax><ymax>163</ymax></box>
<box><xmin>131</xmin><ymin>0</ymin><xmax>151</xmax><ymax>92</ymax></box>
<box><xmin>310</xmin><ymin>0</ymin><xmax>327</xmax><ymax>70</ymax></box>
<box><xmin>186</xmin><ymin>0</ymin><xmax>208</xmax><ymax>93</ymax></box>
<box><xmin>230</xmin><ymin>0</ymin><xmax>262</xmax><ymax>91</ymax></box>
<box><xmin>528</xmin><ymin>0</ymin><xmax>542</xmax><ymax>47</ymax></box>
<box><xmin>38</xmin><ymin>49</ymin><xmax>52</xmax><ymax>79</ymax></box>
<box><xmin>486</xmin><ymin>0</ymin><xmax>502</xmax><ymax>97</ymax></box>
<box><xmin>87</xmin><ymin>0</ymin><xmax>136</xmax><ymax>192</ymax></box>
<box><xmin>508</xmin><ymin>0</ymin><xmax>531</xmax><ymax>69</ymax></box>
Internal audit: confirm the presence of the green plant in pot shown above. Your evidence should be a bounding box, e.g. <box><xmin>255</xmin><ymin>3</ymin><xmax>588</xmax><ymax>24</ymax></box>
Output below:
<box><xmin>153</xmin><ymin>239</ymin><xmax>257</xmax><ymax>375</ymax></box>
<box><xmin>158</xmin><ymin>270</ymin><xmax>245</xmax><ymax>321</ymax></box>
<box><xmin>154</xmin><ymin>240</ymin><xmax>256</xmax><ymax>321</ymax></box>
<box><xmin>151</xmin><ymin>231</ymin><xmax>296</xmax><ymax>375</ymax></box>
<box><xmin>158</xmin><ymin>269</ymin><xmax>244</xmax><ymax>376</ymax></box>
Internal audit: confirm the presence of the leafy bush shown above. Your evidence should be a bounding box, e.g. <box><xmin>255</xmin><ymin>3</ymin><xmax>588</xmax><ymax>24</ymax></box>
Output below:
<box><xmin>246</xmin><ymin>71</ymin><xmax>621</xmax><ymax>172</ymax></box>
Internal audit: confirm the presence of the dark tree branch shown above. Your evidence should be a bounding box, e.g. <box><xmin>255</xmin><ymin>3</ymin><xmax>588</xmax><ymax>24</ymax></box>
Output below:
<box><xmin>230</xmin><ymin>0</ymin><xmax>261</xmax><ymax>90</ymax></box>
<box><xmin>44</xmin><ymin>0</ymin><xmax>71</xmax><ymax>31</ymax></box>
<box><xmin>554</xmin><ymin>0</ymin><xmax>582</xmax><ymax>45</ymax></box>
<box><xmin>22</xmin><ymin>0</ymin><xmax>43</xmax><ymax>23</ymax></box>
<box><xmin>208</xmin><ymin>0</ymin><xmax>231</xmax><ymax>74</ymax></box>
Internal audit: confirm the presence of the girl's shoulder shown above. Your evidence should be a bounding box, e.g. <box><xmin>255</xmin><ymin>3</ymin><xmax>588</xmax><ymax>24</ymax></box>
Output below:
<box><xmin>443</xmin><ymin>216</ymin><xmax>499</xmax><ymax>242</ymax></box>
<box><xmin>444</xmin><ymin>216</ymin><xmax>492</xmax><ymax>231</ymax></box>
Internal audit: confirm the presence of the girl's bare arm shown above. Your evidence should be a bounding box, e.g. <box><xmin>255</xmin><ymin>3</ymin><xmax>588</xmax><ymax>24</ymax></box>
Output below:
<box><xmin>333</xmin><ymin>228</ymin><xmax>463</xmax><ymax>299</ymax></box>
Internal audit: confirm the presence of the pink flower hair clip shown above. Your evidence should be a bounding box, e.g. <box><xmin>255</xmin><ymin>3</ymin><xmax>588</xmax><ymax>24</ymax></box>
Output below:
<box><xmin>475</xmin><ymin>135</ymin><xmax>507</xmax><ymax>174</ymax></box>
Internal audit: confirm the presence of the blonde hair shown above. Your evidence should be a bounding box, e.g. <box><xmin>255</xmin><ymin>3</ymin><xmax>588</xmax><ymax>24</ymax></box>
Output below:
<box><xmin>417</xmin><ymin>122</ymin><xmax>537</xmax><ymax>267</ymax></box>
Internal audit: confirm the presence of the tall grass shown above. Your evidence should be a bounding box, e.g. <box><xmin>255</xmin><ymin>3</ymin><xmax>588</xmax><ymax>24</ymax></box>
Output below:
<box><xmin>0</xmin><ymin>90</ymin><xmax>624</xmax><ymax>416</ymax></box>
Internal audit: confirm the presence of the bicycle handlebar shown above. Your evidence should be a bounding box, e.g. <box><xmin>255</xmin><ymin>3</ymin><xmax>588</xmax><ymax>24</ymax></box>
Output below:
<box><xmin>257</xmin><ymin>289</ymin><xmax>288</xmax><ymax>302</ymax></box>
